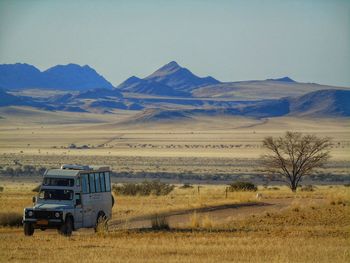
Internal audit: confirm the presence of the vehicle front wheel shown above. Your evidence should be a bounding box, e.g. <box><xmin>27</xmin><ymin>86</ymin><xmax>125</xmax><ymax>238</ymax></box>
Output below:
<box><xmin>95</xmin><ymin>213</ymin><xmax>108</xmax><ymax>233</ymax></box>
<box><xmin>24</xmin><ymin>222</ymin><xmax>34</xmax><ymax>236</ymax></box>
<box><xmin>58</xmin><ymin>217</ymin><xmax>73</xmax><ymax>236</ymax></box>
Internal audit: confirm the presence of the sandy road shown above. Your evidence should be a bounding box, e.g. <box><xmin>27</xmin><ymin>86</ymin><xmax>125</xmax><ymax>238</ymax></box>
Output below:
<box><xmin>1</xmin><ymin>197</ymin><xmax>320</xmax><ymax>236</ymax></box>
<box><xmin>109</xmin><ymin>198</ymin><xmax>295</xmax><ymax>230</ymax></box>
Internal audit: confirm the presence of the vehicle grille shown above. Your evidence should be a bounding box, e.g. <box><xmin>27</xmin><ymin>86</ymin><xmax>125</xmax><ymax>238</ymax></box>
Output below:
<box><xmin>34</xmin><ymin>210</ymin><xmax>55</xmax><ymax>219</ymax></box>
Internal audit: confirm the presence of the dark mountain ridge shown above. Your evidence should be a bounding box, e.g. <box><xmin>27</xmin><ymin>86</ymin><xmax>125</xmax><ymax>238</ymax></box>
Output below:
<box><xmin>118</xmin><ymin>61</ymin><xmax>220</xmax><ymax>96</ymax></box>
<box><xmin>0</xmin><ymin>63</ymin><xmax>114</xmax><ymax>91</ymax></box>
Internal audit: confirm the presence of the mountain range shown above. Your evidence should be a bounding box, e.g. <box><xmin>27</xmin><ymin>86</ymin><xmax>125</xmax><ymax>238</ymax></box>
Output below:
<box><xmin>129</xmin><ymin>89</ymin><xmax>350</xmax><ymax>123</ymax></box>
<box><xmin>118</xmin><ymin>61</ymin><xmax>220</xmax><ymax>97</ymax></box>
<box><xmin>0</xmin><ymin>61</ymin><xmax>349</xmax><ymax>120</ymax></box>
<box><xmin>0</xmin><ymin>63</ymin><xmax>114</xmax><ymax>91</ymax></box>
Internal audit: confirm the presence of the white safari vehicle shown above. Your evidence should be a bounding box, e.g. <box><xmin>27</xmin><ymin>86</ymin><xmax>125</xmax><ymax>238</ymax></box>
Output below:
<box><xmin>23</xmin><ymin>164</ymin><xmax>114</xmax><ymax>236</ymax></box>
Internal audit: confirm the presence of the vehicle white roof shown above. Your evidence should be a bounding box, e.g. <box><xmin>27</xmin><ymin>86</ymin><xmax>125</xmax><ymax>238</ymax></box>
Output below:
<box><xmin>46</xmin><ymin>169</ymin><xmax>80</xmax><ymax>177</ymax></box>
<box><xmin>45</xmin><ymin>165</ymin><xmax>110</xmax><ymax>177</ymax></box>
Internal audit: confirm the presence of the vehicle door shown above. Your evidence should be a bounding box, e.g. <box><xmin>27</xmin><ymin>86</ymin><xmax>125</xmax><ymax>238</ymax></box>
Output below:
<box><xmin>81</xmin><ymin>173</ymin><xmax>94</xmax><ymax>227</ymax></box>
<box><xmin>74</xmin><ymin>192</ymin><xmax>83</xmax><ymax>229</ymax></box>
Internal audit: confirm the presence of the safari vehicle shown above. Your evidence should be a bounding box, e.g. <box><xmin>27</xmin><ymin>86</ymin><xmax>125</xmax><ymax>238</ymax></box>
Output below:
<box><xmin>23</xmin><ymin>164</ymin><xmax>114</xmax><ymax>236</ymax></box>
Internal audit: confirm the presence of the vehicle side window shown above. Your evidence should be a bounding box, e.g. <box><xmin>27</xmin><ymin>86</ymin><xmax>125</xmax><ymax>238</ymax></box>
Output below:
<box><xmin>89</xmin><ymin>173</ymin><xmax>95</xmax><ymax>193</ymax></box>
<box><xmin>75</xmin><ymin>193</ymin><xmax>81</xmax><ymax>206</ymax></box>
<box><xmin>81</xmin><ymin>174</ymin><xmax>89</xmax><ymax>194</ymax></box>
<box><xmin>99</xmin><ymin>173</ymin><xmax>106</xmax><ymax>192</ymax></box>
<box><xmin>105</xmin><ymin>172</ymin><xmax>111</xmax><ymax>191</ymax></box>
<box><xmin>95</xmin><ymin>173</ymin><xmax>101</xmax><ymax>192</ymax></box>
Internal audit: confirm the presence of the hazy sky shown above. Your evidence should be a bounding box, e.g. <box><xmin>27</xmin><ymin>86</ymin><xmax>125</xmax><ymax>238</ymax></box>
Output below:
<box><xmin>0</xmin><ymin>0</ymin><xmax>349</xmax><ymax>87</ymax></box>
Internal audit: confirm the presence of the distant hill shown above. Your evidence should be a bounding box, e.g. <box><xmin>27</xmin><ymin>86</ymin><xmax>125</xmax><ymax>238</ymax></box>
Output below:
<box><xmin>144</xmin><ymin>61</ymin><xmax>220</xmax><ymax>91</ymax></box>
<box><xmin>192</xmin><ymin>79</ymin><xmax>348</xmax><ymax>100</ymax></box>
<box><xmin>267</xmin><ymin>76</ymin><xmax>296</xmax><ymax>83</ymax></box>
<box><xmin>75</xmin><ymin>88</ymin><xmax>123</xmax><ymax>99</ymax></box>
<box><xmin>125</xmin><ymin>89</ymin><xmax>350</xmax><ymax>123</ymax></box>
<box><xmin>0</xmin><ymin>89</ymin><xmax>28</xmax><ymax>106</ymax></box>
<box><xmin>118</xmin><ymin>61</ymin><xmax>220</xmax><ymax>96</ymax></box>
<box><xmin>289</xmin><ymin>89</ymin><xmax>350</xmax><ymax>117</ymax></box>
<box><xmin>118</xmin><ymin>76</ymin><xmax>189</xmax><ymax>97</ymax></box>
<box><xmin>119</xmin><ymin>61</ymin><xmax>349</xmax><ymax>100</ymax></box>
<box><xmin>0</xmin><ymin>63</ymin><xmax>114</xmax><ymax>91</ymax></box>
<box><xmin>0</xmin><ymin>63</ymin><xmax>42</xmax><ymax>89</ymax></box>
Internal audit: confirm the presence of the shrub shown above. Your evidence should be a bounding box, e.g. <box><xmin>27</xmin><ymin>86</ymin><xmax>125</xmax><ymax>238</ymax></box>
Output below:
<box><xmin>300</xmin><ymin>185</ymin><xmax>315</xmax><ymax>192</ymax></box>
<box><xmin>0</xmin><ymin>186</ymin><xmax>4</xmax><ymax>192</ymax></box>
<box><xmin>344</xmin><ymin>183</ymin><xmax>350</xmax><ymax>187</ymax></box>
<box><xmin>179</xmin><ymin>183</ymin><xmax>193</xmax><ymax>189</ymax></box>
<box><xmin>228</xmin><ymin>181</ymin><xmax>257</xmax><ymax>192</ymax></box>
<box><xmin>151</xmin><ymin>215</ymin><xmax>170</xmax><ymax>230</ymax></box>
<box><xmin>112</xmin><ymin>181</ymin><xmax>175</xmax><ymax>196</ymax></box>
<box><xmin>0</xmin><ymin>212</ymin><xmax>22</xmax><ymax>227</ymax></box>
<box><xmin>267</xmin><ymin>186</ymin><xmax>280</xmax><ymax>190</ymax></box>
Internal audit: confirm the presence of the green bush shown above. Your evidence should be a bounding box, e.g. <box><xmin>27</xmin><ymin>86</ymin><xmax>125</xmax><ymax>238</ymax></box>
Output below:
<box><xmin>0</xmin><ymin>212</ymin><xmax>22</xmax><ymax>227</ymax></box>
<box><xmin>228</xmin><ymin>181</ymin><xmax>257</xmax><ymax>192</ymax></box>
<box><xmin>112</xmin><ymin>181</ymin><xmax>175</xmax><ymax>196</ymax></box>
<box><xmin>0</xmin><ymin>186</ymin><xmax>4</xmax><ymax>192</ymax></box>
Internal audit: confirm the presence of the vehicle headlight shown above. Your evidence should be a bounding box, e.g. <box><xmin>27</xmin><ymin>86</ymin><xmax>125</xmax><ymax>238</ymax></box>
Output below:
<box><xmin>54</xmin><ymin>212</ymin><xmax>60</xmax><ymax>218</ymax></box>
<box><xmin>28</xmin><ymin>210</ymin><xmax>33</xmax><ymax>217</ymax></box>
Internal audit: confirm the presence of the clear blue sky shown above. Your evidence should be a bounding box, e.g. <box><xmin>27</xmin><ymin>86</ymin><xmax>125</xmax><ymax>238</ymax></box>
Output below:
<box><xmin>0</xmin><ymin>0</ymin><xmax>349</xmax><ymax>87</ymax></box>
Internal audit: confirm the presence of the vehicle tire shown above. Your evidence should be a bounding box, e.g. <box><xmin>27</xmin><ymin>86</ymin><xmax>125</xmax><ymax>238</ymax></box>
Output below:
<box><xmin>95</xmin><ymin>212</ymin><xmax>108</xmax><ymax>233</ymax></box>
<box><xmin>58</xmin><ymin>216</ymin><xmax>73</xmax><ymax>236</ymax></box>
<box><xmin>24</xmin><ymin>222</ymin><xmax>34</xmax><ymax>236</ymax></box>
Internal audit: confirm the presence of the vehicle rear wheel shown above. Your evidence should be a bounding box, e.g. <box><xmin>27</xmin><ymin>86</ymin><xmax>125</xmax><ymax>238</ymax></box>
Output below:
<box><xmin>111</xmin><ymin>195</ymin><xmax>115</xmax><ymax>207</ymax></box>
<box><xmin>95</xmin><ymin>213</ymin><xmax>108</xmax><ymax>233</ymax></box>
<box><xmin>58</xmin><ymin>216</ymin><xmax>73</xmax><ymax>236</ymax></box>
<box><xmin>24</xmin><ymin>222</ymin><xmax>34</xmax><ymax>236</ymax></box>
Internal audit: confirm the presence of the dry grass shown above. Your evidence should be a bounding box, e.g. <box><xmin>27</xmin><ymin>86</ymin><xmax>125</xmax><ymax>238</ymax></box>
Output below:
<box><xmin>0</xmin><ymin>212</ymin><xmax>22</xmax><ymax>227</ymax></box>
<box><xmin>111</xmin><ymin>185</ymin><xmax>256</xmax><ymax>222</ymax></box>
<box><xmin>0</xmin><ymin>181</ymin><xmax>349</xmax><ymax>262</ymax></box>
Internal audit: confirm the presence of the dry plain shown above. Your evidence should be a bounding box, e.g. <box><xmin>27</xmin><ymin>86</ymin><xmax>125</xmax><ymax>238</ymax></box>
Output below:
<box><xmin>0</xmin><ymin>108</ymin><xmax>349</xmax><ymax>262</ymax></box>
<box><xmin>0</xmin><ymin>181</ymin><xmax>349</xmax><ymax>263</ymax></box>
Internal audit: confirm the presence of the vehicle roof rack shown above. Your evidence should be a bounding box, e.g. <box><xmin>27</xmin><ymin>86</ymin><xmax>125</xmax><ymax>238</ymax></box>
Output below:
<box><xmin>60</xmin><ymin>164</ymin><xmax>110</xmax><ymax>171</ymax></box>
<box><xmin>61</xmin><ymin>164</ymin><xmax>90</xmax><ymax>170</ymax></box>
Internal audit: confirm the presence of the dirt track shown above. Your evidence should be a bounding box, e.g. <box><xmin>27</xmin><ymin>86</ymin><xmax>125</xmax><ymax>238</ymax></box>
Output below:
<box><xmin>2</xmin><ymin>197</ymin><xmax>322</xmax><ymax>236</ymax></box>
<box><xmin>109</xmin><ymin>198</ymin><xmax>296</xmax><ymax>229</ymax></box>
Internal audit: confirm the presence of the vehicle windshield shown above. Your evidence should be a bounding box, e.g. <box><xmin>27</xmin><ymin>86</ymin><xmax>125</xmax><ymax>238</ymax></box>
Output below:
<box><xmin>39</xmin><ymin>189</ymin><xmax>74</xmax><ymax>200</ymax></box>
<box><xmin>43</xmin><ymin>177</ymin><xmax>74</xmax><ymax>187</ymax></box>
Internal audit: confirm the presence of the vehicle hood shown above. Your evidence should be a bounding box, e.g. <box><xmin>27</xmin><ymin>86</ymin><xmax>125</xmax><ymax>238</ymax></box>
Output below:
<box><xmin>33</xmin><ymin>203</ymin><xmax>73</xmax><ymax>210</ymax></box>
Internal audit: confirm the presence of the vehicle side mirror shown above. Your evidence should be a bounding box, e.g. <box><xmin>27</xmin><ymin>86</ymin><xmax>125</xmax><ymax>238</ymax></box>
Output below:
<box><xmin>75</xmin><ymin>199</ymin><xmax>81</xmax><ymax>206</ymax></box>
<box><xmin>32</xmin><ymin>196</ymin><xmax>36</xmax><ymax>204</ymax></box>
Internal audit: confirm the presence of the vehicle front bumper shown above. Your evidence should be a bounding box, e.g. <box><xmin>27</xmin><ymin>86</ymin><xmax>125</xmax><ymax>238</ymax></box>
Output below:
<box><xmin>23</xmin><ymin>218</ymin><xmax>63</xmax><ymax>228</ymax></box>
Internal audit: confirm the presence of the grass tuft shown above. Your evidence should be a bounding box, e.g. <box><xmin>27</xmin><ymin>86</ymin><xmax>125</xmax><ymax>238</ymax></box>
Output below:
<box><xmin>0</xmin><ymin>212</ymin><xmax>22</xmax><ymax>227</ymax></box>
<box><xmin>151</xmin><ymin>214</ymin><xmax>170</xmax><ymax>230</ymax></box>
<box><xmin>113</xmin><ymin>181</ymin><xmax>174</xmax><ymax>196</ymax></box>
<box><xmin>228</xmin><ymin>181</ymin><xmax>257</xmax><ymax>192</ymax></box>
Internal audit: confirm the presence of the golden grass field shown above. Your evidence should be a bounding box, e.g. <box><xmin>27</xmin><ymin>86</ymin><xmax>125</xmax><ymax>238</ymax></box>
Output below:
<box><xmin>0</xmin><ymin>110</ymin><xmax>349</xmax><ymax>262</ymax></box>
<box><xmin>0</xmin><ymin>180</ymin><xmax>349</xmax><ymax>263</ymax></box>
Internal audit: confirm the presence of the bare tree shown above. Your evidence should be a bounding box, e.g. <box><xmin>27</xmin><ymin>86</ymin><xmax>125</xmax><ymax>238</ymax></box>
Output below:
<box><xmin>261</xmin><ymin>131</ymin><xmax>332</xmax><ymax>192</ymax></box>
